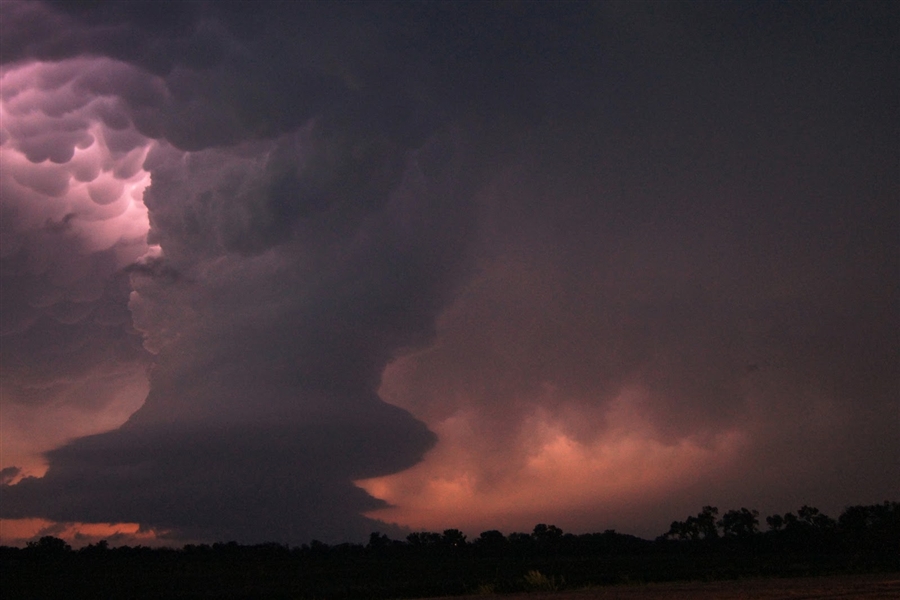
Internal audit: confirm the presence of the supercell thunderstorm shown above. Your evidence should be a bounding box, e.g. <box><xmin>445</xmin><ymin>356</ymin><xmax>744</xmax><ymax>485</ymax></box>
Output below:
<box><xmin>1</xmin><ymin>1</ymin><xmax>897</xmax><ymax>545</ymax></box>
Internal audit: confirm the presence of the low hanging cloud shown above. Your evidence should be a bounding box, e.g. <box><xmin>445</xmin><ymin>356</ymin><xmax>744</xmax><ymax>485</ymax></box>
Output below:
<box><xmin>2</xmin><ymin>1</ymin><xmax>898</xmax><ymax>545</ymax></box>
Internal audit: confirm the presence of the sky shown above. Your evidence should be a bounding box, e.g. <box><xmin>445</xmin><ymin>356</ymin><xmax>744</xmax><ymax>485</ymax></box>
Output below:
<box><xmin>0</xmin><ymin>0</ymin><xmax>897</xmax><ymax>547</ymax></box>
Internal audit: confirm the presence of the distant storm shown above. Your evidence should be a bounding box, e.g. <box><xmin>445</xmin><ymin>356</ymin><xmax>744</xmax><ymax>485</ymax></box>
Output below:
<box><xmin>1</xmin><ymin>0</ymin><xmax>897</xmax><ymax>546</ymax></box>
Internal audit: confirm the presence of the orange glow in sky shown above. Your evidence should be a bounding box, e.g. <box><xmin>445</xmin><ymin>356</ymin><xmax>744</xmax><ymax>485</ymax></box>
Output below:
<box><xmin>0</xmin><ymin>518</ymin><xmax>163</xmax><ymax>548</ymax></box>
<box><xmin>357</xmin><ymin>388</ymin><xmax>748</xmax><ymax>535</ymax></box>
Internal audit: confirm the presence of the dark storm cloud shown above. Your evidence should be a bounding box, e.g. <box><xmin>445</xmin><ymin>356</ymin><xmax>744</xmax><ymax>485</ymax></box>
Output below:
<box><xmin>0</xmin><ymin>467</ymin><xmax>22</xmax><ymax>486</ymax></box>
<box><xmin>5</xmin><ymin>127</ymin><xmax>478</xmax><ymax>542</ymax></box>
<box><xmin>4</xmin><ymin>408</ymin><xmax>432</xmax><ymax>542</ymax></box>
<box><xmin>368</xmin><ymin>1</ymin><xmax>899</xmax><ymax>534</ymax></box>
<box><xmin>2</xmin><ymin>0</ymin><xmax>898</xmax><ymax>544</ymax></box>
<box><xmin>1</xmin><ymin>0</ymin><xmax>493</xmax><ymax>543</ymax></box>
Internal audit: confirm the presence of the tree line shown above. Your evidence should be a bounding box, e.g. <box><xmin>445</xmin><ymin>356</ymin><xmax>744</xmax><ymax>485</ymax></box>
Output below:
<box><xmin>663</xmin><ymin>502</ymin><xmax>898</xmax><ymax>549</ymax></box>
<box><xmin>3</xmin><ymin>501</ymin><xmax>897</xmax><ymax>599</ymax></box>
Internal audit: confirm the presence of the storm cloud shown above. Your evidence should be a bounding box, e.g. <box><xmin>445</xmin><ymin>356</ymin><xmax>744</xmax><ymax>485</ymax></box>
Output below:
<box><xmin>1</xmin><ymin>1</ymin><xmax>897</xmax><ymax>544</ymax></box>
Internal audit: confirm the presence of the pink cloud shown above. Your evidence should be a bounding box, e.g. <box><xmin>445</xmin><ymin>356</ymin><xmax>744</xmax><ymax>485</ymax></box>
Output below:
<box><xmin>0</xmin><ymin>59</ymin><xmax>157</xmax><ymax>480</ymax></box>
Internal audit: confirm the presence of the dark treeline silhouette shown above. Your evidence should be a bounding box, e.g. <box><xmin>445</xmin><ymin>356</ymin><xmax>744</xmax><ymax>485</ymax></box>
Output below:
<box><xmin>3</xmin><ymin>502</ymin><xmax>898</xmax><ymax>599</ymax></box>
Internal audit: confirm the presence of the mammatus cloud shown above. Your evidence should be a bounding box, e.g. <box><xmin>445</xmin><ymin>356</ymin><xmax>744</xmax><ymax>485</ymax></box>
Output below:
<box><xmin>2</xmin><ymin>89</ymin><xmax>474</xmax><ymax>541</ymax></box>
<box><xmin>0</xmin><ymin>64</ymin><xmax>478</xmax><ymax>542</ymax></box>
<box><xmin>2</xmin><ymin>1</ymin><xmax>898</xmax><ymax>545</ymax></box>
<box><xmin>1</xmin><ymin>1</ymin><xmax>480</xmax><ymax>544</ymax></box>
<box><xmin>0</xmin><ymin>58</ymin><xmax>156</xmax><ymax>481</ymax></box>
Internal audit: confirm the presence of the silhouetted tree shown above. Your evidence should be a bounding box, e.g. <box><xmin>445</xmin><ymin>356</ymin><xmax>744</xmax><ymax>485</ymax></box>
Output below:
<box><xmin>766</xmin><ymin>513</ymin><xmax>784</xmax><ymax>531</ymax></box>
<box><xmin>530</xmin><ymin>524</ymin><xmax>564</xmax><ymax>556</ymax></box>
<box><xmin>441</xmin><ymin>528</ymin><xmax>467</xmax><ymax>548</ymax></box>
<box><xmin>508</xmin><ymin>531</ymin><xmax>535</xmax><ymax>557</ymax></box>
<box><xmin>25</xmin><ymin>536</ymin><xmax>71</xmax><ymax>555</ymax></box>
<box><xmin>474</xmin><ymin>529</ymin><xmax>507</xmax><ymax>553</ymax></box>
<box><xmin>837</xmin><ymin>501</ymin><xmax>900</xmax><ymax>554</ymax></box>
<box><xmin>696</xmin><ymin>506</ymin><xmax>720</xmax><ymax>539</ymax></box>
<box><xmin>308</xmin><ymin>539</ymin><xmax>329</xmax><ymax>557</ymax></box>
<box><xmin>719</xmin><ymin>508</ymin><xmax>759</xmax><ymax>538</ymax></box>
<box><xmin>407</xmin><ymin>531</ymin><xmax>442</xmax><ymax>549</ymax></box>
<box><xmin>367</xmin><ymin>532</ymin><xmax>390</xmax><ymax>551</ymax></box>
<box><xmin>532</xmin><ymin>523</ymin><xmax>563</xmax><ymax>541</ymax></box>
<box><xmin>797</xmin><ymin>505</ymin><xmax>835</xmax><ymax>530</ymax></box>
<box><xmin>665</xmin><ymin>506</ymin><xmax>720</xmax><ymax>540</ymax></box>
<box><xmin>664</xmin><ymin>519</ymin><xmax>696</xmax><ymax>541</ymax></box>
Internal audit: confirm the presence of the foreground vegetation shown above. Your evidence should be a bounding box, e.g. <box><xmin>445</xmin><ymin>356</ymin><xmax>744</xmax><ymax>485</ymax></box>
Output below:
<box><xmin>2</xmin><ymin>502</ymin><xmax>897</xmax><ymax>599</ymax></box>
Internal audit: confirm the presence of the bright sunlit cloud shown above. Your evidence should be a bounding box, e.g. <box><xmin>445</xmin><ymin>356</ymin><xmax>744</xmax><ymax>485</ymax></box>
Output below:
<box><xmin>1</xmin><ymin>58</ymin><xmax>157</xmax><ymax>481</ymax></box>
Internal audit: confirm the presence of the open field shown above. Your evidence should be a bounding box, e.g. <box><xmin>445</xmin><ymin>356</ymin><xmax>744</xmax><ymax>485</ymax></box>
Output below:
<box><xmin>420</xmin><ymin>573</ymin><xmax>900</xmax><ymax>600</ymax></box>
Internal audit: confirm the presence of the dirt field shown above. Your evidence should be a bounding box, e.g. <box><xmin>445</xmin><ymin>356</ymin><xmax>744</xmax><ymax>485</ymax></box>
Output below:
<box><xmin>420</xmin><ymin>573</ymin><xmax>900</xmax><ymax>600</ymax></box>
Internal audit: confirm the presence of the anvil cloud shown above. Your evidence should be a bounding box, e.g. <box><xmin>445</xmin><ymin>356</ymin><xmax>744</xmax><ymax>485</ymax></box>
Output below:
<box><xmin>1</xmin><ymin>1</ymin><xmax>897</xmax><ymax>545</ymax></box>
